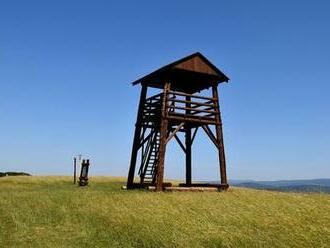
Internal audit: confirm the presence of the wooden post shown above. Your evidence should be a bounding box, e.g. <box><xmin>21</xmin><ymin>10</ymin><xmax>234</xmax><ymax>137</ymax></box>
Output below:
<box><xmin>185</xmin><ymin>96</ymin><xmax>192</xmax><ymax>185</ymax></box>
<box><xmin>127</xmin><ymin>85</ymin><xmax>148</xmax><ymax>188</ymax></box>
<box><xmin>155</xmin><ymin>82</ymin><xmax>170</xmax><ymax>191</ymax></box>
<box><xmin>212</xmin><ymin>86</ymin><xmax>228</xmax><ymax>187</ymax></box>
<box><xmin>73</xmin><ymin>157</ymin><xmax>77</xmax><ymax>184</ymax></box>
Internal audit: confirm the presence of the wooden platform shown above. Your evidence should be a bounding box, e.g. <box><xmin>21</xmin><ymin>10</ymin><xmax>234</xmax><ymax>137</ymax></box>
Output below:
<box><xmin>148</xmin><ymin>186</ymin><xmax>226</xmax><ymax>192</ymax></box>
<box><xmin>125</xmin><ymin>182</ymin><xmax>229</xmax><ymax>192</ymax></box>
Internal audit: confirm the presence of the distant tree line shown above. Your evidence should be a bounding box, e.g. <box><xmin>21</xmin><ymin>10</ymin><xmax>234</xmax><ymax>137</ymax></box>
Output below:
<box><xmin>0</xmin><ymin>172</ymin><xmax>31</xmax><ymax>177</ymax></box>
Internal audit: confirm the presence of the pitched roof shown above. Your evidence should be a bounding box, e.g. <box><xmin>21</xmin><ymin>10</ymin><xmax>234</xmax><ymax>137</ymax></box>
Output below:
<box><xmin>132</xmin><ymin>52</ymin><xmax>229</xmax><ymax>93</ymax></box>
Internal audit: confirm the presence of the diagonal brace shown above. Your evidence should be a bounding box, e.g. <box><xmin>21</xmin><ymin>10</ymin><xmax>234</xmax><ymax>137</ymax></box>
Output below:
<box><xmin>139</xmin><ymin>130</ymin><xmax>154</xmax><ymax>148</ymax></box>
<box><xmin>191</xmin><ymin>127</ymin><xmax>199</xmax><ymax>145</ymax></box>
<box><xmin>202</xmin><ymin>125</ymin><xmax>219</xmax><ymax>149</ymax></box>
<box><xmin>166</xmin><ymin>122</ymin><xmax>185</xmax><ymax>144</ymax></box>
<box><xmin>174</xmin><ymin>134</ymin><xmax>186</xmax><ymax>153</ymax></box>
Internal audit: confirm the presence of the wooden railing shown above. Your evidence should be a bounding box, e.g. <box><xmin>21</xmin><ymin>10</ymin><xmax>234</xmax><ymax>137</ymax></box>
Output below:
<box><xmin>142</xmin><ymin>93</ymin><xmax>162</xmax><ymax>124</ymax></box>
<box><xmin>166</xmin><ymin>91</ymin><xmax>218</xmax><ymax>123</ymax></box>
<box><xmin>142</xmin><ymin>91</ymin><xmax>219</xmax><ymax>124</ymax></box>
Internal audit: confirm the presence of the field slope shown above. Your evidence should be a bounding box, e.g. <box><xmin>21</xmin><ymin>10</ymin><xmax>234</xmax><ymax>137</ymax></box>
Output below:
<box><xmin>0</xmin><ymin>176</ymin><xmax>329</xmax><ymax>247</ymax></box>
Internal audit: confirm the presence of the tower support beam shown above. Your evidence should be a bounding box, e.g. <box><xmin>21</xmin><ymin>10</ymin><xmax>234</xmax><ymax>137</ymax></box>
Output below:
<box><xmin>212</xmin><ymin>86</ymin><xmax>228</xmax><ymax>188</ymax></box>
<box><xmin>127</xmin><ymin>85</ymin><xmax>148</xmax><ymax>188</ymax></box>
<box><xmin>155</xmin><ymin>82</ymin><xmax>171</xmax><ymax>191</ymax></box>
<box><xmin>185</xmin><ymin>95</ymin><xmax>192</xmax><ymax>186</ymax></box>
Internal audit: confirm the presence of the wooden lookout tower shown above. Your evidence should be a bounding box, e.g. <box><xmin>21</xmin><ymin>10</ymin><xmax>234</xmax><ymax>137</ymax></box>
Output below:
<box><xmin>127</xmin><ymin>52</ymin><xmax>230</xmax><ymax>191</ymax></box>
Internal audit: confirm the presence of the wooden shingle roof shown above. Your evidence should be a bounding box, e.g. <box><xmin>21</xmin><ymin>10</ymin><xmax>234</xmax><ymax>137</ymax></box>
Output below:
<box><xmin>132</xmin><ymin>52</ymin><xmax>229</xmax><ymax>93</ymax></box>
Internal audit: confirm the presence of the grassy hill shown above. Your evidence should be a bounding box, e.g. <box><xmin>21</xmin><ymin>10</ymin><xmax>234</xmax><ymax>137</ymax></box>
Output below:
<box><xmin>0</xmin><ymin>177</ymin><xmax>329</xmax><ymax>247</ymax></box>
<box><xmin>231</xmin><ymin>179</ymin><xmax>330</xmax><ymax>193</ymax></box>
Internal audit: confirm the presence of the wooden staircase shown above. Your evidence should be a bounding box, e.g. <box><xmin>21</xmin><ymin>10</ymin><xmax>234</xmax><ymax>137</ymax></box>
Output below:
<box><xmin>139</xmin><ymin>130</ymin><xmax>160</xmax><ymax>185</ymax></box>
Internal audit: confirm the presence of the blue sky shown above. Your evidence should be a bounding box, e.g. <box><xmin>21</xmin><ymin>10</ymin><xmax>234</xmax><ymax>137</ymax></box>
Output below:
<box><xmin>0</xmin><ymin>1</ymin><xmax>329</xmax><ymax>180</ymax></box>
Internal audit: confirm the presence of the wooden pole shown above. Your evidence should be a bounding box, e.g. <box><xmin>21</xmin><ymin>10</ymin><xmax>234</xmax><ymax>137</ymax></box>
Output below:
<box><xmin>212</xmin><ymin>86</ymin><xmax>228</xmax><ymax>187</ymax></box>
<box><xmin>127</xmin><ymin>85</ymin><xmax>148</xmax><ymax>188</ymax></box>
<box><xmin>185</xmin><ymin>95</ymin><xmax>192</xmax><ymax>185</ymax></box>
<box><xmin>155</xmin><ymin>82</ymin><xmax>170</xmax><ymax>191</ymax></box>
<box><xmin>73</xmin><ymin>157</ymin><xmax>76</xmax><ymax>184</ymax></box>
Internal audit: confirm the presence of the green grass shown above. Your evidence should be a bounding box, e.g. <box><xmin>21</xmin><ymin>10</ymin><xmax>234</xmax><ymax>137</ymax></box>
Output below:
<box><xmin>0</xmin><ymin>176</ymin><xmax>329</xmax><ymax>247</ymax></box>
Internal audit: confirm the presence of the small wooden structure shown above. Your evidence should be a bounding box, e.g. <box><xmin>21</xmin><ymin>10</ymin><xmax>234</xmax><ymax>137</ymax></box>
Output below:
<box><xmin>79</xmin><ymin>159</ymin><xmax>90</xmax><ymax>186</ymax></box>
<box><xmin>127</xmin><ymin>52</ymin><xmax>229</xmax><ymax>191</ymax></box>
